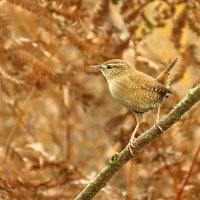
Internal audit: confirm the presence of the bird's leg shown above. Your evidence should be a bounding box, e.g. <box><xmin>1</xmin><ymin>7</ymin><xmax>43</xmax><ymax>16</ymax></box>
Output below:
<box><xmin>154</xmin><ymin>105</ymin><xmax>164</xmax><ymax>131</ymax></box>
<box><xmin>128</xmin><ymin>113</ymin><xmax>143</xmax><ymax>155</ymax></box>
<box><xmin>156</xmin><ymin>104</ymin><xmax>161</xmax><ymax>122</ymax></box>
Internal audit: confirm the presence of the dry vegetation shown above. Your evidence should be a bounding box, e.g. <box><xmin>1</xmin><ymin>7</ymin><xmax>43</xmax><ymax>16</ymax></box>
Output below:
<box><xmin>0</xmin><ymin>0</ymin><xmax>200</xmax><ymax>199</ymax></box>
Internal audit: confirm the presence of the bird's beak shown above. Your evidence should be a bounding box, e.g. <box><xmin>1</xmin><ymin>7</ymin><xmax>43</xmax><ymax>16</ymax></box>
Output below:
<box><xmin>90</xmin><ymin>64</ymin><xmax>102</xmax><ymax>69</ymax></box>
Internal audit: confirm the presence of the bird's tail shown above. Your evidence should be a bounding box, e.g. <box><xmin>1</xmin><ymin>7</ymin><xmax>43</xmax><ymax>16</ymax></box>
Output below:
<box><xmin>156</xmin><ymin>58</ymin><xmax>178</xmax><ymax>88</ymax></box>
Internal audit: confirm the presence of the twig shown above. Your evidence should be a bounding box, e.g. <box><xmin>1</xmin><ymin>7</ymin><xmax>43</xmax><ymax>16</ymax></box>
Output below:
<box><xmin>176</xmin><ymin>144</ymin><xmax>200</xmax><ymax>200</ymax></box>
<box><xmin>3</xmin><ymin>86</ymin><xmax>36</xmax><ymax>157</ymax></box>
<box><xmin>66</xmin><ymin>110</ymin><xmax>72</xmax><ymax>162</ymax></box>
<box><xmin>0</xmin><ymin>66</ymin><xmax>24</xmax><ymax>85</ymax></box>
<box><xmin>74</xmin><ymin>83</ymin><xmax>200</xmax><ymax>200</ymax></box>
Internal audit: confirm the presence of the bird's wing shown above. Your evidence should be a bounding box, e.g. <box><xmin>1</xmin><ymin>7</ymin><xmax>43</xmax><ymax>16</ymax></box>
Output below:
<box><xmin>129</xmin><ymin>70</ymin><xmax>171</xmax><ymax>95</ymax></box>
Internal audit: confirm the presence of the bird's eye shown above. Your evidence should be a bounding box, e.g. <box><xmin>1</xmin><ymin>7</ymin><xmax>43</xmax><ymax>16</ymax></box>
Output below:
<box><xmin>107</xmin><ymin>64</ymin><xmax>112</xmax><ymax>69</ymax></box>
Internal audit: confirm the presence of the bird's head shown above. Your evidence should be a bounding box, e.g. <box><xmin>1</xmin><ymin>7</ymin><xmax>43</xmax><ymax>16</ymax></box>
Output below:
<box><xmin>91</xmin><ymin>59</ymin><xmax>132</xmax><ymax>80</ymax></box>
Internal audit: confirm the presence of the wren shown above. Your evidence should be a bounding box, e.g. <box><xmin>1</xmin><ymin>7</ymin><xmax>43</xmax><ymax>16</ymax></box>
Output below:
<box><xmin>91</xmin><ymin>58</ymin><xmax>178</xmax><ymax>154</ymax></box>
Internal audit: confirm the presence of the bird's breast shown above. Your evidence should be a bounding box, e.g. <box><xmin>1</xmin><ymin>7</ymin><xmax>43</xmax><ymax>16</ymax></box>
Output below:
<box><xmin>108</xmin><ymin>79</ymin><xmax>139</xmax><ymax>111</ymax></box>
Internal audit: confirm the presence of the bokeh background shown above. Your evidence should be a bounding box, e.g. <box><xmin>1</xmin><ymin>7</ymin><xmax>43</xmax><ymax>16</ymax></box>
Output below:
<box><xmin>0</xmin><ymin>0</ymin><xmax>200</xmax><ymax>199</ymax></box>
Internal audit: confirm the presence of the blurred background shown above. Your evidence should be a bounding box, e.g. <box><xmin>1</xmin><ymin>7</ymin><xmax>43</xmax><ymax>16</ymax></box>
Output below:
<box><xmin>0</xmin><ymin>0</ymin><xmax>200</xmax><ymax>199</ymax></box>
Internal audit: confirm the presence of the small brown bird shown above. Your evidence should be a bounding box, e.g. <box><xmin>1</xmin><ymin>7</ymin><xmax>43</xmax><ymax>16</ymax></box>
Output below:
<box><xmin>91</xmin><ymin>58</ymin><xmax>178</xmax><ymax>154</ymax></box>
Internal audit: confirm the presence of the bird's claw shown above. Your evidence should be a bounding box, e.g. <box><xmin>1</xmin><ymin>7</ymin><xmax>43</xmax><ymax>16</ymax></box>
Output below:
<box><xmin>127</xmin><ymin>139</ymin><xmax>136</xmax><ymax>155</ymax></box>
<box><xmin>154</xmin><ymin>121</ymin><xmax>164</xmax><ymax>131</ymax></box>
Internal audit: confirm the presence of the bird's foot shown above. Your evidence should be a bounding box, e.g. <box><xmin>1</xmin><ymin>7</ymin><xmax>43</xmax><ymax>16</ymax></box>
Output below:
<box><xmin>154</xmin><ymin>121</ymin><xmax>164</xmax><ymax>132</ymax></box>
<box><xmin>127</xmin><ymin>139</ymin><xmax>137</xmax><ymax>155</ymax></box>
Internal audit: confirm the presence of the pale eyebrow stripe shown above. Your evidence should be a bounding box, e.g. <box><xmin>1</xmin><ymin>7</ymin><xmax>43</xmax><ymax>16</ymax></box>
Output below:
<box><xmin>107</xmin><ymin>63</ymin><xmax>124</xmax><ymax>67</ymax></box>
<box><xmin>107</xmin><ymin>64</ymin><xmax>116</xmax><ymax>66</ymax></box>
<box><xmin>118</xmin><ymin>63</ymin><xmax>124</xmax><ymax>66</ymax></box>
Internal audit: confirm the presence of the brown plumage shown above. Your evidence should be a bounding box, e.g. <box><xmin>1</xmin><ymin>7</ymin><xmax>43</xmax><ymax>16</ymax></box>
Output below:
<box><xmin>157</xmin><ymin>58</ymin><xmax>178</xmax><ymax>88</ymax></box>
<box><xmin>91</xmin><ymin>58</ymin><xmax>178</xmax><ymax>154</ymax></box>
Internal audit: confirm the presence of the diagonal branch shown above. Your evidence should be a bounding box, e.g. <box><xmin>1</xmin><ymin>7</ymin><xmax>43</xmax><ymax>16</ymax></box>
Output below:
<box><xmin>74</xmin><ymin>83</ymin><xmax>200</xmax><ymax>200</ymax></box>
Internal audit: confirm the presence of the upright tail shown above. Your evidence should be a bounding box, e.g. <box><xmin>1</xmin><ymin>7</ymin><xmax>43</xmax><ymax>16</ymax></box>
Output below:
<box><xmin>156</xmin><ymin>58</ymin><xmax>178</xmax><ymax>88</ymax></box>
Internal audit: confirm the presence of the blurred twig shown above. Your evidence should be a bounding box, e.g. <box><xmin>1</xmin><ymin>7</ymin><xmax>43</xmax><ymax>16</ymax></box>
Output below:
<box><xmin>3</xmin><ymin>86</ymin><xmax>36</xmax><ymax>158</ymax></box>
<box><xmin>74</xmin><ymin>83</ymin><xmax>200</xmax><ymax>200</ymax></box>
<box><xmin>0</xmin><ymin>66</ymin><xmax>24</xmax><ymax>85</ymax></box>
<box><xmin>176</xmin><ymin>144</ymin><xmax>200</xmax><ymax>200</ymax></box>
<box><xmin>66</xmin><ymin>110</ymin><xmax>72</xmax><ymax>162</ymax></box>
<box><xmin>63</xmin><ymin>84</ymin><xmax>73</xmax><ymax>162</ymax></box>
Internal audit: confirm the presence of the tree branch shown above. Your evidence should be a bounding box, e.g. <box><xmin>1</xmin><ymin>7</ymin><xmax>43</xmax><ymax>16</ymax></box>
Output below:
<box><xmin>74</xmin><ymin>83</ymin><xmax>200</xmax><ymax>200</ymax></box>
